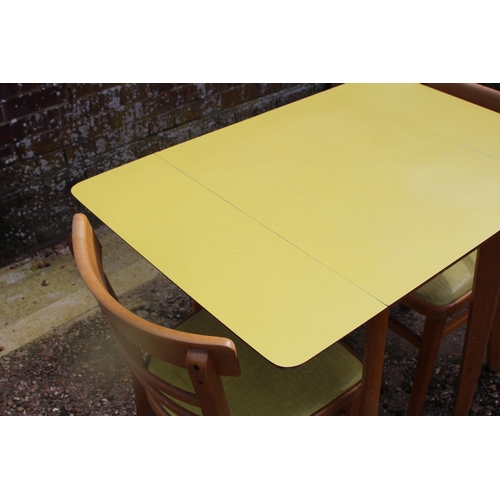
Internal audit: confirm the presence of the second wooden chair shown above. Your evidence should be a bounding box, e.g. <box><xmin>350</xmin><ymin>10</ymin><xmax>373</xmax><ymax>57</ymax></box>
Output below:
<box><xmin>389</xmin><ymin>83</ymin><xmax>500</xmax><ymax>415</ymax></box>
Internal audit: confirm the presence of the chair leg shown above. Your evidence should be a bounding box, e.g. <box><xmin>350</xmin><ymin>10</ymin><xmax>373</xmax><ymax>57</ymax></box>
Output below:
<box><xmin>347</xmin><ymin>395</ymin><xmax>361</xmax><ymax>416</ymax></box>
<box><xmin>486</xmin><ymin>304</ymin><xmax>500</xmax><ymax>372</ymax></box>
<box><xmin>130</xmin><ymin>372</ymin><xmax>154</xmax><ymax>416</ymax></box>
<box><xmin>407</xmin><ymin>317</ymin><xmax>446</xmax><ymax>416</ymax></box>
<box><xmin>454</xmin><ymin>231</ymin><xmax>500</xmax><ymax>415</ymax></box>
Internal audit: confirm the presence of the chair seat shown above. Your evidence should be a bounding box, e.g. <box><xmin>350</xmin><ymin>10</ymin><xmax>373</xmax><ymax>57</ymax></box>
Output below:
<box><xmin>412</xmin><ymin>251</ymin><xmax>476</xmax><ymax>306</ymax></box>
<box><xmin>148</xmin><ymin>309</ymin><xmax>362</xmax><ymax>416</ymax></box>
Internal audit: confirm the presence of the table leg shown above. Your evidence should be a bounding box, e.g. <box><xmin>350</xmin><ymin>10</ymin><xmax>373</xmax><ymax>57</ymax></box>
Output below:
<box><xmin>453</xmin><ymin>231</ymin><xmax>500</xmax><ymax>415</ymax></box>
<box><xmin>359</xmin><ymin>308</ymin><xmax>389</xmax><ymax>416</ymax></box>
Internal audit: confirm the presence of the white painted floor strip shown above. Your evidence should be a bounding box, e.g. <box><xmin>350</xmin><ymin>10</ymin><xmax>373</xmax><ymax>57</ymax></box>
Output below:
<box><xmin>0</xmin><ymin>227</ymin><xmax>158</xmax><ymax>356</ymax></box>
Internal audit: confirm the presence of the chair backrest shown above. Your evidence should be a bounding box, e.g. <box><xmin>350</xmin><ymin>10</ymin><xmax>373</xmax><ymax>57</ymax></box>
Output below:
<box><xmin>424</xmin><ymin>83</ymin><xmax>500</xmax><ymax>113</ymax></box>
<box><xmin>70</xmin><ymin>213</ymin><xmax>240</xmax><ymax>416</ymax></box>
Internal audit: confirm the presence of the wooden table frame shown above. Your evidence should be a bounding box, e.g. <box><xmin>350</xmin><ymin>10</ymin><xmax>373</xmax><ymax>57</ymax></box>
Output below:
<box><xmin>359</xmin><ymin>310</ymin><xmax>389</xmax><ymax>415</ymax></box>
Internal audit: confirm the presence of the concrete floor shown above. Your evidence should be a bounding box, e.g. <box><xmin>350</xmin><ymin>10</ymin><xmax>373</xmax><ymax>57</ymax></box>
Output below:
<box><xmin>0</xmin><ymin>226</ymin><xmax>159</xmax><ymax>357</ymax></box>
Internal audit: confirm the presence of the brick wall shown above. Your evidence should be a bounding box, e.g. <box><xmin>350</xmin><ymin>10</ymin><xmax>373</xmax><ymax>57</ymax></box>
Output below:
<box><xmin>0</xmin><ymin>83</ymin><xmax>332</xmax><ymax>266</ymax></box>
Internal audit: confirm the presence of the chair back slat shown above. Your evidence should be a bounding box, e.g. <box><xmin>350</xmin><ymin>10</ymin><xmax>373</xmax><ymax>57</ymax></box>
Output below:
<box><xmin>112</xmin><ymin>331</ymin><xmax>200</xmax><ymax>411</ymax></box>
<box><xmin>142</xmin><ymin>378</ymin><xmax>197</xmax><ymax>416</ymax></box>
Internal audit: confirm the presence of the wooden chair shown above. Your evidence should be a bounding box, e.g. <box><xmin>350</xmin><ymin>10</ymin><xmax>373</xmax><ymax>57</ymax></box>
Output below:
<box><xmin>388</xmin><ymin>83</ymin><xmax>500</xmax><ymax>415</ymax></box>
<box><xmin>424</xmin><ymin>83</ymin><xmax>500</xmax><ymax>113</ymax></box>
<box><xmin>70</xmin><ymin>213</ymin><xmax>364</xmax><ymax>416</ymax></box>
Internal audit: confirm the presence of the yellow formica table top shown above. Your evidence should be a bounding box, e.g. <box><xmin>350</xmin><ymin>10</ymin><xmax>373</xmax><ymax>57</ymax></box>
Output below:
<box><xmin>72</xmin><ymin>83</ymin><xmax>500</xmax><ymax>368</ymax></box>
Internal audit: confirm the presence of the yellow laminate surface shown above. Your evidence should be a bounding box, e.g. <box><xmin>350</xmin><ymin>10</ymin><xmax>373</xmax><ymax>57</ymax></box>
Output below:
<box><xmin>71</xmin><ymin>155</ymin><xmax>385</xmax><ymax>367</ymax></box>
<box><xmin>339</xmin><ymin>83</ymin><xmax>500</xmax><ymax>160</ymax></box>
<box><xmin>157</xmin><ymin>84</ymin><xmax>500</xmax><ymax>305</ymax></box>
<box><xmin>72</xmin><ymin>83</ymin><xmax>500</xmax><ymax>365</ymax></box>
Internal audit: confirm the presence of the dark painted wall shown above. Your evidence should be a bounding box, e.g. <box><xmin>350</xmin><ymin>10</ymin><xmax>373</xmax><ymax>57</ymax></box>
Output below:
<box><xmin>0</xmin><ymin>83</ymin><xmax>332</xmax><ymax>266</ymax></box>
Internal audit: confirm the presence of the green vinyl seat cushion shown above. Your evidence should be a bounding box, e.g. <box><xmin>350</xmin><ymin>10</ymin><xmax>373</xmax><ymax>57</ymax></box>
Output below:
<box><xmin>412</xmin><ymin>251</ymin><xmax>476</xmax><ymax>306</ymax></box>
<box><xmin>148</xmin><ymin>309</ymin><xmax>362</xmax><ymax>416</ymax></box>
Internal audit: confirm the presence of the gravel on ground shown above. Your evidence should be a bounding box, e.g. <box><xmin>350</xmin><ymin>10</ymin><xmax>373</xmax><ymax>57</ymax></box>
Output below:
<box><xmin>1</xmin><ymin>274</ymin><xmax>499</xmax><ymax>416</ymax></box>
